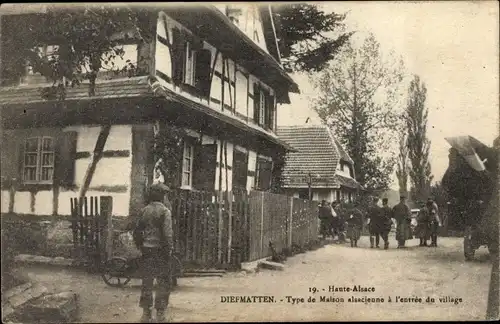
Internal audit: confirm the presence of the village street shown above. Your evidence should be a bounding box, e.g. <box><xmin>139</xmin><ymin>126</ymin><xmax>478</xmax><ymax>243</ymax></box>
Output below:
<box><xmin>16</xmin><ymin>234</ymin><xmax>492</xmax><ymax>323</ymax></box>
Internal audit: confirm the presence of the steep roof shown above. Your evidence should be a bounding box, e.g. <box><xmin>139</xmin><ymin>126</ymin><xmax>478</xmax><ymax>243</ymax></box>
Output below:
<box><xmin>333</xmin><ymin>137</ymin><xmax>354</xmax><ymax>164</ymax></box>
<box><xmin>277</xmin><ymin>125</ymin><xmax>340</xmax><ymax>188</ymax></box>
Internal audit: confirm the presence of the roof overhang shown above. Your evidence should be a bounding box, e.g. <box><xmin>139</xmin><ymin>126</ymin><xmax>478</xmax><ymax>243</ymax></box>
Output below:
<box><xmin>0</xmin><ymin>77</ymin><xmax>296</xmax><ymax>152</ymax></box>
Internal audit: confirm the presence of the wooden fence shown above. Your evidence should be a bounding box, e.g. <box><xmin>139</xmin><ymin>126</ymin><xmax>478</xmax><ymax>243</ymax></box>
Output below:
<box><xmin>247</xmin><ymin>192</ymin><xmax>319</xmax><ymax>261</ymax></box>
<box><xmin>168</xmin><ymin>189</ymin><xmax>319</xmax><ymax>268</ymax></box>
<box><xmin>70</xmin><ymin>196</ymin><xmax>113</xmax><ymax>270</ymax></box>
<box><xmin>79</xmin><ymin>190</ymin><xmax>319</xmax><ymax>270</ymax></box>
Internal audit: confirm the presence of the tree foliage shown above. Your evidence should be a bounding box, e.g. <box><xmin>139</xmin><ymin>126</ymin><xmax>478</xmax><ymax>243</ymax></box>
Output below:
<box><xmin>0</xmin><ymin>5</ymin><xmax>154</xmax><ymax>98</ymax></box>
<box><xmin>272</xmin><ymin>3</ymin><xmax>353</xmax><ymax>73</ymax></box>
<box><xmin>405</xmin><ymin>74</ymin><xmax>433</xmax><ymax>202</ymax></box>
<box><xmin>396</xmin><ymin>128</ymin><xmax>410</xmax><ymax>196</ymax></box>
<box><xmin>312</xmin><ymin>33</ymin><xmax>405</xmax><ymax>193</ymax></box>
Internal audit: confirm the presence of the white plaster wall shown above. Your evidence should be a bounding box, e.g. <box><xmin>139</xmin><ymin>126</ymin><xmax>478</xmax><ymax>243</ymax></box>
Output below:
<box><xmin>35</xmin><ymin>191</ymin><xmax>54</xmax><ymax>215</ymax></box>
<box><xmin>1</xmin><ymin>191</ymin><xmax>10</xmax><ymax>213</ymax></box>
<box><xmin>235</xmin><ymin>70</ymin><xmax>248</xmax><ymax>117</ymax></box>
<box><xmin>58</xmin><ymin>191</ymin><xmax>130</xmax><ymax>217</ymax></box>
<box><xmin>13</xmin><ymin>192</ymin><xmax>31</xmax><ymax>214</ymax></box>
<box><xmin>69</xmin><ymin>125</ymin><xmax>133</xmax><ymax>189</ymax></box>
<box><xmin>247</xmin><ymin>150</ymin><xmax>257</xmax><ymax>191</ymax></box>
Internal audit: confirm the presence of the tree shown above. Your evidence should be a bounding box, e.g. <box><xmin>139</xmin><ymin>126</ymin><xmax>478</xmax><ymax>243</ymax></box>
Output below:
<box><xmin>406</xmin><ymin>74</ymin><xmax>433</xmax><ymax>203</ymax></box>
<box><xmin>272</xmin><ymin>3</ymin><xmax>353</xmax><ymax>73</ymax></box>
<box><xmin>312</xmin><ymin>33</ymin><xmax>405</xmax><ymax>193</ymax></box>
<box><xmin>396</xmin><ymin>129</ymin><xmax>410</xmax><ymax>196</ymax></box>
<box><xmin>0</xmin><ymin>4</ymin><xmax>155</xmax><ymax>98</ymax></box>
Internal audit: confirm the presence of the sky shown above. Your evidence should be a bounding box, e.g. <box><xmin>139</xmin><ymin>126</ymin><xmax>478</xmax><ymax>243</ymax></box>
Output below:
<box><xmin>278</xmin><ymin>0</ymin><xmax>499</xmax><ymax>189</ymax></box>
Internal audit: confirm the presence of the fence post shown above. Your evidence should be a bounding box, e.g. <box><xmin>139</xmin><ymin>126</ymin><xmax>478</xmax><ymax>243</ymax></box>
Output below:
<box><xmin>260</xmin><ymin>191</ymin><xmax>264</xmax><ymax>258</ymax></box>
<box><xmin>227</xmin><ymin>191</ymin><xmax>233</xmax><ymax>264</ymax></box>
<box><xmin>100</xmin><ymin>196</ymin><xmax>113</xmax><ymax>261</ymax></box>
<box><xmin>288</xmin><ymin>197</ymin><xmax>293</xmax><ymax>249</ymax></box>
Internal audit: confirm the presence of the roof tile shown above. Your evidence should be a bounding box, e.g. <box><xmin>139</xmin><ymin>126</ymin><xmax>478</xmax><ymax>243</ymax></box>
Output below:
<box><xmin>0</xmin><ymin>76</ymin><xmax>152</xmax><ymax>105</ymax></box>
<box><xmin>277</xmin><ymin>125</ymin><xmax>341</xmax><ymax>188</ymax></box>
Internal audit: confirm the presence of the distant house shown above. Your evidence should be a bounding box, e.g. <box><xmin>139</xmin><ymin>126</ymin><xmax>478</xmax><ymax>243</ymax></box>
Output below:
<box><xmin>276</xmin><ymin>125</ymin><xmax>361</xmax><ymax>203</ymax></box>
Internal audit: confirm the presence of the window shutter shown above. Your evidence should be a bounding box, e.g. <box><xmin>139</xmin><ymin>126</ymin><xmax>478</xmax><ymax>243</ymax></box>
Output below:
<box><xmin>257</xmin><ymin>159</ymin><xmax>272</xmax><ymax>191</ymax></box>
<box><xmin>195</xmin><ymin>49</ymin><xmax>212</xmax><ymax>98</ymax></box>
<box><xmin>54</xmin><ymin>131</ymin><xmax>78</xmax><ymax>188</ymax></box>
<box><xmin>192</xmin><ymin>143</ymin><xmax>217</xmax><ymax>192</ymax></box>
<box><xmin>268</xmin><ymin>94</ymin><xmax>275</xmax><ymax>130</ymax></box>
<box><xmin>17</xmin><ymin>140</ymin><xmax>25</xmax><ymax>184</ymax></box>
<box><xmin>264</xmin><ymin>91</ymin><xmax>271</xmax><ymax>129</ymax></box>
<box><xmin>253</xmin><ymin>83</ymin><xmax>260</xmax><ymax>123</ymax></box>
<box><xmin>171</xmin><ymin>28</ymin><xmax>185</xmax><ymax>85</ymax></box>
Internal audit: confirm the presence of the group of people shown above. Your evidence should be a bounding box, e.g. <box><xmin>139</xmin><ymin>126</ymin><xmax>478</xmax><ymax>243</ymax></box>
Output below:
<box><xmin>318</xmin><ymin>195</ymin><xmax>442</xmax><ymax>250</ymax></box>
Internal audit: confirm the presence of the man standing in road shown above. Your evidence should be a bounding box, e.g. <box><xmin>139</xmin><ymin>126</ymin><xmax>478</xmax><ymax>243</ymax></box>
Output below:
<box><xmin>380</xmin><ymin>198</ymin><xmax>392</xmax><ymax>249</ymax></box>
<box><xmin>392</xmin><ymin>195</ymin><xmax>412</xmax><ymax>248</ymax></box>
<box><xmin>133</xmin><ymin>183</ymin><xmax>173</xmax><ymax>323</ymax></box>
<box><xmin>367</xmin><ymin>197</ymin><xmax>384</xmax><ymax>248</ymax></box>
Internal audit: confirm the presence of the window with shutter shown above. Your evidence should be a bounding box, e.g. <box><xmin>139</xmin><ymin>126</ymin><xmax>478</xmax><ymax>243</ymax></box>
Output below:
<box><xmin>194</xmin><ymin>49</ymin><xmax>212</xmax><ymax>98</ymax></box>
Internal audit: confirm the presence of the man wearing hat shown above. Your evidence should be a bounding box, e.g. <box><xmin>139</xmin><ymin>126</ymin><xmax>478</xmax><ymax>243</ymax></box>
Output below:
<box><xmin>133</xmin><ymin>183</ymin><xmax>173</xmax><ymax>323</ymax></box>
<box><xmin>392</xmin><ymin>195</ymin><xmax>412</xmax><ymax>248</ymax></box>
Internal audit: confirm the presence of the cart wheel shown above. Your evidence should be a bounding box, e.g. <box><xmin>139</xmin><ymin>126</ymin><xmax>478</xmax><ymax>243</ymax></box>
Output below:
<box><xmin>464</xmin><ymin>229</ymin><xmax>475</xmax><ymax>261</ymax></box>
<box><xmin>171</xmin><ymin>255</ymin><xmax>182</xmax><ymax>287</ymax></box>
<box><xmin>102</xmin><ymin>257</ymin><xmax>132</xmax><ymax>287</ymax></box>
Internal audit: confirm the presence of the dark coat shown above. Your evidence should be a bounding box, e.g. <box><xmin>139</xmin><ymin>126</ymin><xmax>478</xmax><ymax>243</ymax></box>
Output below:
<box><xmin>346</xmin><ymin>208</ymin><xmax>363</xmax><ymax>240</ymax></box>
<box><xmin>393</xmin><ymin>202</ymin><xmax>412</xmax><ymax>241</ymax></box>
<box><xmin>368</xmin><ymin>205</ymin><xmax>385</xmax><ymax>234</ymax></box>
<box><xmin>381</xmin><ymin>205</ymin><xmax>393</xmax><ymax>232</ymax></box>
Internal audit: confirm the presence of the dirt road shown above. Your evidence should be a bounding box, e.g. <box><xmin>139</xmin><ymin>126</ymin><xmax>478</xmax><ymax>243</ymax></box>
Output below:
<box><xmin>18</xmin><ymin>235</ymin><xmax>492</xmax><ymax>322</ymax></box>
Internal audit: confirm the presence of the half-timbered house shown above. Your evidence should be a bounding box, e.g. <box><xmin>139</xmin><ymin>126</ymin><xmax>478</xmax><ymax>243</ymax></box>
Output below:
<box><xmin>0</xmin><ymin>4</ymin><xmax>299</xmax><ymax>221</ymax></box>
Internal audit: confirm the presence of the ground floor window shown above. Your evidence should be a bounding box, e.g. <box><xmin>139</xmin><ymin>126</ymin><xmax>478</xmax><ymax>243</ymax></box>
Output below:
<box><xmin>23</xmin><ymin>136</ymin><xmax>54</xmax><ymax>184</ymax></box>
<box><xmin>182</xmin><ymin>141</ymin><xmax>194</xmax><ymax>188</ymax></box>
